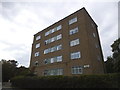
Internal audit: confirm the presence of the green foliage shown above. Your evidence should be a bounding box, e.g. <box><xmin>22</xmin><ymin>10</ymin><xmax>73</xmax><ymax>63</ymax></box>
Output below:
<box><xmin>111</xmin><ymin>38</ymin><xmax>120</xmax><ymax>52</ymax></box>
<box><xmin>105</xmin><ymin>56</ymin><xmax>114</xmax><ymax>73</ymax></box>
<box><xmin>11</xmin><ymin>74</ymin><xmax>120</xmax><ymax>88</ymax></box>
<box><xmin>15</xmin><ymin>66</ymin><xmax>31</xmax><ymax>76</ymax></box>
<box><xmin>105</xmin><ymin>38</ymin><xmax>120</xmax><ymax>73</ymax></box>
<box><xmin>2</xmin><ymin>59</ymin><xmax>18</xmax><ymax>82</ymax></box>
<box><xmin>2</xmin><ymin>59</ymin><xmax>33</xmax><ymax>82</ymax></box>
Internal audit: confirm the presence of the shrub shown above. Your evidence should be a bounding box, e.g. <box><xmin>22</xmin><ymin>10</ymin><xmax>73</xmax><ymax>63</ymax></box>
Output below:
<box><xmin>11</xmin><ymin>73</ymin><xmax>120</xmax><ymax>88</ymax></box>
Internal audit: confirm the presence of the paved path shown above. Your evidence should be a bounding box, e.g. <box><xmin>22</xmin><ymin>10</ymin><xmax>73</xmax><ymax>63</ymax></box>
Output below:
<box><xmin>2</xmin><ymin>82</ymin><xmax>12</xmax><ymax>88</ymax></box>
<box><xmin>2</xmin><ymin>82</ymin><xmax>27</xmax><ymax>90</ymax></box>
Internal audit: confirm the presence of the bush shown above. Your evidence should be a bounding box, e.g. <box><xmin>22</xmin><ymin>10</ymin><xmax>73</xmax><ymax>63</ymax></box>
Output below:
<box><xmin>11</xmin><ymin>73</ymin><xmax>120</xmax><ymax>88</ymax></box>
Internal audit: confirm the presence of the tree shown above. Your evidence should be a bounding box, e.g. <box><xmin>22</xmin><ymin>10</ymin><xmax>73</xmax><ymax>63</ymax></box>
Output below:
<box><xmin>16</xmin><ymin>66</ymin><xmax>31</xmax><ymax>76</ymax></box>
<box><xmin>2</xmin><ymin>59</ymin><xmax>18</xmax><ymax>82</ymax></box>
<box><xmin>2</xmin><ymin>59</ymin><xmax>35</xmax><ymax>82</ymax></box>
<box><xmin>111</xmin><ymin>38</ymin><xmax>120</xmax><ymax>72</ymax></box>
<box><xmin>105</xmin><ymin>38</ymin><xmax>120</xmax><ymax>73</ymax></box>
<box><xmin>105</xmin><ymin>56</ymin><xmax>114</xmax><ymax>73</ymax></box>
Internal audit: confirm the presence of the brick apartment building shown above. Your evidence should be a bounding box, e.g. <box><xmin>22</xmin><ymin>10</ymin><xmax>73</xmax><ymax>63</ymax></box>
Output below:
<box><xmin>30</xmin><ymin>7</ymin><xmax>105</xmax><ymax>76</ymax></box>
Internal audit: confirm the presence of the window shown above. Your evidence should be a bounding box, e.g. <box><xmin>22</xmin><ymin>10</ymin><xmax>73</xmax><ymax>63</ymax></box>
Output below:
<box><xmin>44</xmin><ymin>55</ymin><xmax>62</xmax><ymax>64</ymax></box>
<box><xmin>44</xmin><ymin>59</ymin><xmax>48</xmax><ymax>64</ymax></box>
<box><xmin>57</xmin><ymin>25</ymin><xmax>62</xmax><ymax>31</ymax></box>
<box><xmin>57</xmin><ymin>56</ymin><xmax>62</xmax><ymax>62</ymax></box>
<box><xmin>69</xmin><ymin>17</ymin><xmax>77</xmax><ymax>25</ymax></box>
<box><xmin>35</xmin><ymin>43</ymin><xmax>40</xmax><ymax>48</ymax></box>
<box><xmin>45</xmin><ymin>25</ymin><xmax>62</xmax><ymax>36</ymax></box>
<box><xmin>45</xmin><ymin>31</ymin><xmax>49</xmax><ymax>36</ymax></box>
<box><xmin>93</xmin><ymin>33</ymin><xmax>96</xmax><ymax>37</ymax></box>
<box><xmin>70</xmin><ymin>39</ymin><xmax>80</xmax><ymax>47</ymax></box>
<box><xmin>57</xmin><ymin>34</ymin><xmax>62</xmax><ymax>40</ymax></box>
<box><xmin>34</xmin><ymin>52</ymin><xmax>39</xmax><ymax>57</ymax></box>
<box><xmin>44</xmin><ymin>44</ymin><xmax>62</xmax><ymax>54</ymax></box>
<box><xmin>57</xmin><ymin>69</ymin><xmax>63</xmax><ymax>75</ymax></box>
<box><xmin>44</xmin><ymin>68</ymin><xmax>63</xmax><ymax>76</ymax></box>
<box><xmin>36</xmin><ymin>35</ymin><xmax>41</xmax><ymax>40</ymax></box>
<box><xmin>44</xmin><ymin>70</ymin><xmax>48</xmax><ymax>76</ymax></box>
<box><xmin>51</xmin><ymin>37</ymin><xmax>55</xmax><ymax>42</ymax></box>
<box><xmin>44</xmin><ymin>49</ymin><xmax>48</xmax><ymax>54</ymax></box>
<box><xmin>51</xmin><ymin>46</ymin><xmax>57</xmax><ymax>52</ymax></box>
<box><xmin>34</xmin><ymin>61</ymin><xmax>39</xmax><ymax>66</ymax></box>
<box><xmin>72</xmin><ymin>66</ymin><xmax>83</xmax><ymax>74</ymax></box>
<box><xmin>71</xmin><ymin>51</ymin><xmax>81</xmax><ymax>59</ymax></box>
<box><xmin>51</xmin><ymin>58</ymin><xmax>54</xmax><ymax>63</ymax></box>
<box><xmin>45</xmin><ymin>34</ymin><xmax>62</xmax><ymax>45</ymax></box>
<box><xmin>69</xmin><ymin>27</ymin><xmax>78</xmax><ymax>35</ymax></box>
<box><xmin>57</xmin><ymin>44</ymin><xmax>62</xmax><ymax>50</ymax></box>
<box><xmin>51</xmin><ymin>28</ymin><xmax>55</xmax><ymax>33</ymax></box>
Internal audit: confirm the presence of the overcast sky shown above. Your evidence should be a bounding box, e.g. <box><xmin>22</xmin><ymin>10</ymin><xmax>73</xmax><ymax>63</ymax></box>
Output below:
<box><xmin>0</xmin><ymin>0</ymin><xmax>119</xmax><ymax>67</ymax></box>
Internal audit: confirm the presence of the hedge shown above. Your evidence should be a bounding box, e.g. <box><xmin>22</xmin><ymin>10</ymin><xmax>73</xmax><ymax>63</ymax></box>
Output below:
<box><xmin>11</xmin><ymin>73</ymin><xmax>120</xmax><ymax>88</ymax></box>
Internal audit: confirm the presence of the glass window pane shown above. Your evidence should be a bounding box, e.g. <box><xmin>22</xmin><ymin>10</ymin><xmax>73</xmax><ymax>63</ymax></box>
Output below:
<box><xmin>69</xmin><ymin>17</ymin><xmax>77</xmax><ymax>25</ymax></box>
<box><xmin>51</xmin><ymin>28</ymin><xmax>55</xmax><ymax>33</ymax></box>
<box><xmin>57</xmin><ymin>56</ymin><xmax>62</xmax><ymax>62</ymax></box>
<box><xmin>51</xmin><ymin>37</ymin><xmax>55</xmax><ymax>42</ymax></box>
<box><xmin>57</xmin><ymin>25</ymin><xmax>62</xmax><ymax>30</ymax></box>
<box><xmin>71</xmin><ymin>52</ymin><xmax>81</xmax><ymax>59</ymax></box>
<box><xmin>34</xmin><ymin>52</ymin><xmax>39</xmax><ymax>57</ymax></box>
<box><xmin>57</xmin><ymin>34</ymin><xmax>62</xmax><ymax>40</ymax></box>
<box><xmin>36</xmin><ymin>35</ymin><xmax>41</xmax><ymax>40</ymax></box>
<box><xmin>72</xmin><ymin>66</ymin><xmax>82</xmax><ymax>74</ymax></box>
<box><xmin>57</xmin><ymin>45</ymin><xmax>62</xmax><ymax>50</ymax></box>
<box><xmin>69</xmin><ymin>27</ymin><xmax>78</xmax><ymax>35</ymax></box>
<box><xmin>35</xmin><ymin>43</ymin><xmax>40</xmax><ymax>48</ymax></box>
<box><xmin>51</xmin><ymin>58</ymin><xmax>54</xmax><ymax>63</ymax></box>
<box><xmin>45</xmin><ymin>31</ymin><xmax>49</xmax><ymax>36</ymax></box>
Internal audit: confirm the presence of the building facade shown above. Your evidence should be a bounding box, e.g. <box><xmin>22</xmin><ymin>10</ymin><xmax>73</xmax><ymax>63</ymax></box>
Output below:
<box><xmin>30</xmin><ymin>7</ymin><xmax>105</xmax><ymax>76</ymax></box>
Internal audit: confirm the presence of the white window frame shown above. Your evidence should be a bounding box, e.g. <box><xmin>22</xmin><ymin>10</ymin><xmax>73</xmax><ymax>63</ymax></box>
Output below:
<box><xmin>57</xmin><ymin>56</ymin><xmax>62</xmax><ymax>62</ymax></box>
<box><xmin>44</xmin><ymin>68</ymin><xmax>63</xmax><ymax>76</ymax></box>
<box><xmin>70</xmin><ymin>39</ymin><xmax>79</xmax><ymax>47</ymax></box>
<box><xmin>35</xmin><ymin>43</ymin><xmax>40</xmax><ymax>48</ymax></box>
<box><xmin>34</xmin><ymin>52</ymin><xmax>40</xmax><ymax>57</ymax></box>
<box><xmin>71</xmin><ymin>51</ymin><xmax>81</xmax><ymax>59</ymax></box>
<box><xmin>44</xmin><ymin>49</ymin><xmax>49</xmax><ymax>54</ymax></box>
<box><xmin>44</xmin><ymin>55</ymin><xmax>62</xmax><ymax>64</ymax></box>
<box><xmin>51</xmin><ymin>47</ymin><xmax>56</xmax><ymax>52</ymax></box>
<box><xmin>45</xmin><ymin>25</ymin><xmax>62</xmax><ymax>36</ymax></box>
<box><xmin>57</xmin><ymin>44</ymin><xmax>62</xmax><ymax>50</ymax></box>
<box><xmin>69</xmin><ymin>17</ymin><xmax>77</xmax><ymax>25</ymax></box>
<box><xmin>36</xmin><ymin>35</ymin><xmax>41</xmax><ymax>40</ymax></box>
<box><xmin>51</xmin><ymin>37</ymin><xmax>55</xmax><ymax>42</ymax></box>
<box><xmin>51</xmin><ymin>28</ymin><xmax>55</xmax><ymax>33</ymax></box>
<box><xmin>45</xmin><ymin>34</ymin><xmax>62</xmax><ymax>45</ymax></box>
<box><xmin>51</xmin><ymin>58</ymin><xmax>54</xmax><ymax>63</ymax></box>
<box><xmin>57</xmin><ymin>34</ymin><xmax>62</xmax><ymax>40</ymax></box>
<box><xmin>69</xmin><ymin>27</ymin><xmax>78</xmax><ymax>35</ymax></box>
<box><xmin>44</xmin><ymin>44</ymin><xmax>62</xmax><ymax>54</ymax></box>
<box><xmin>72</xmin><ymin>66</ymin><xmax>83</xmax><ymax>74</ymax></box>
<box><xmin>45</xmin><ymin>31</ymin><xmax>50</xmax><ymax>36</ymax></box>
<box><xmin>34</xmin><ymin>61</ymin><xmax>39</xmax><ymax>66</ymax></box>
<box><xmin>57</xmin><ymin>25</ymin><xmax>62</xmax><ymax>31</ymax></box>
